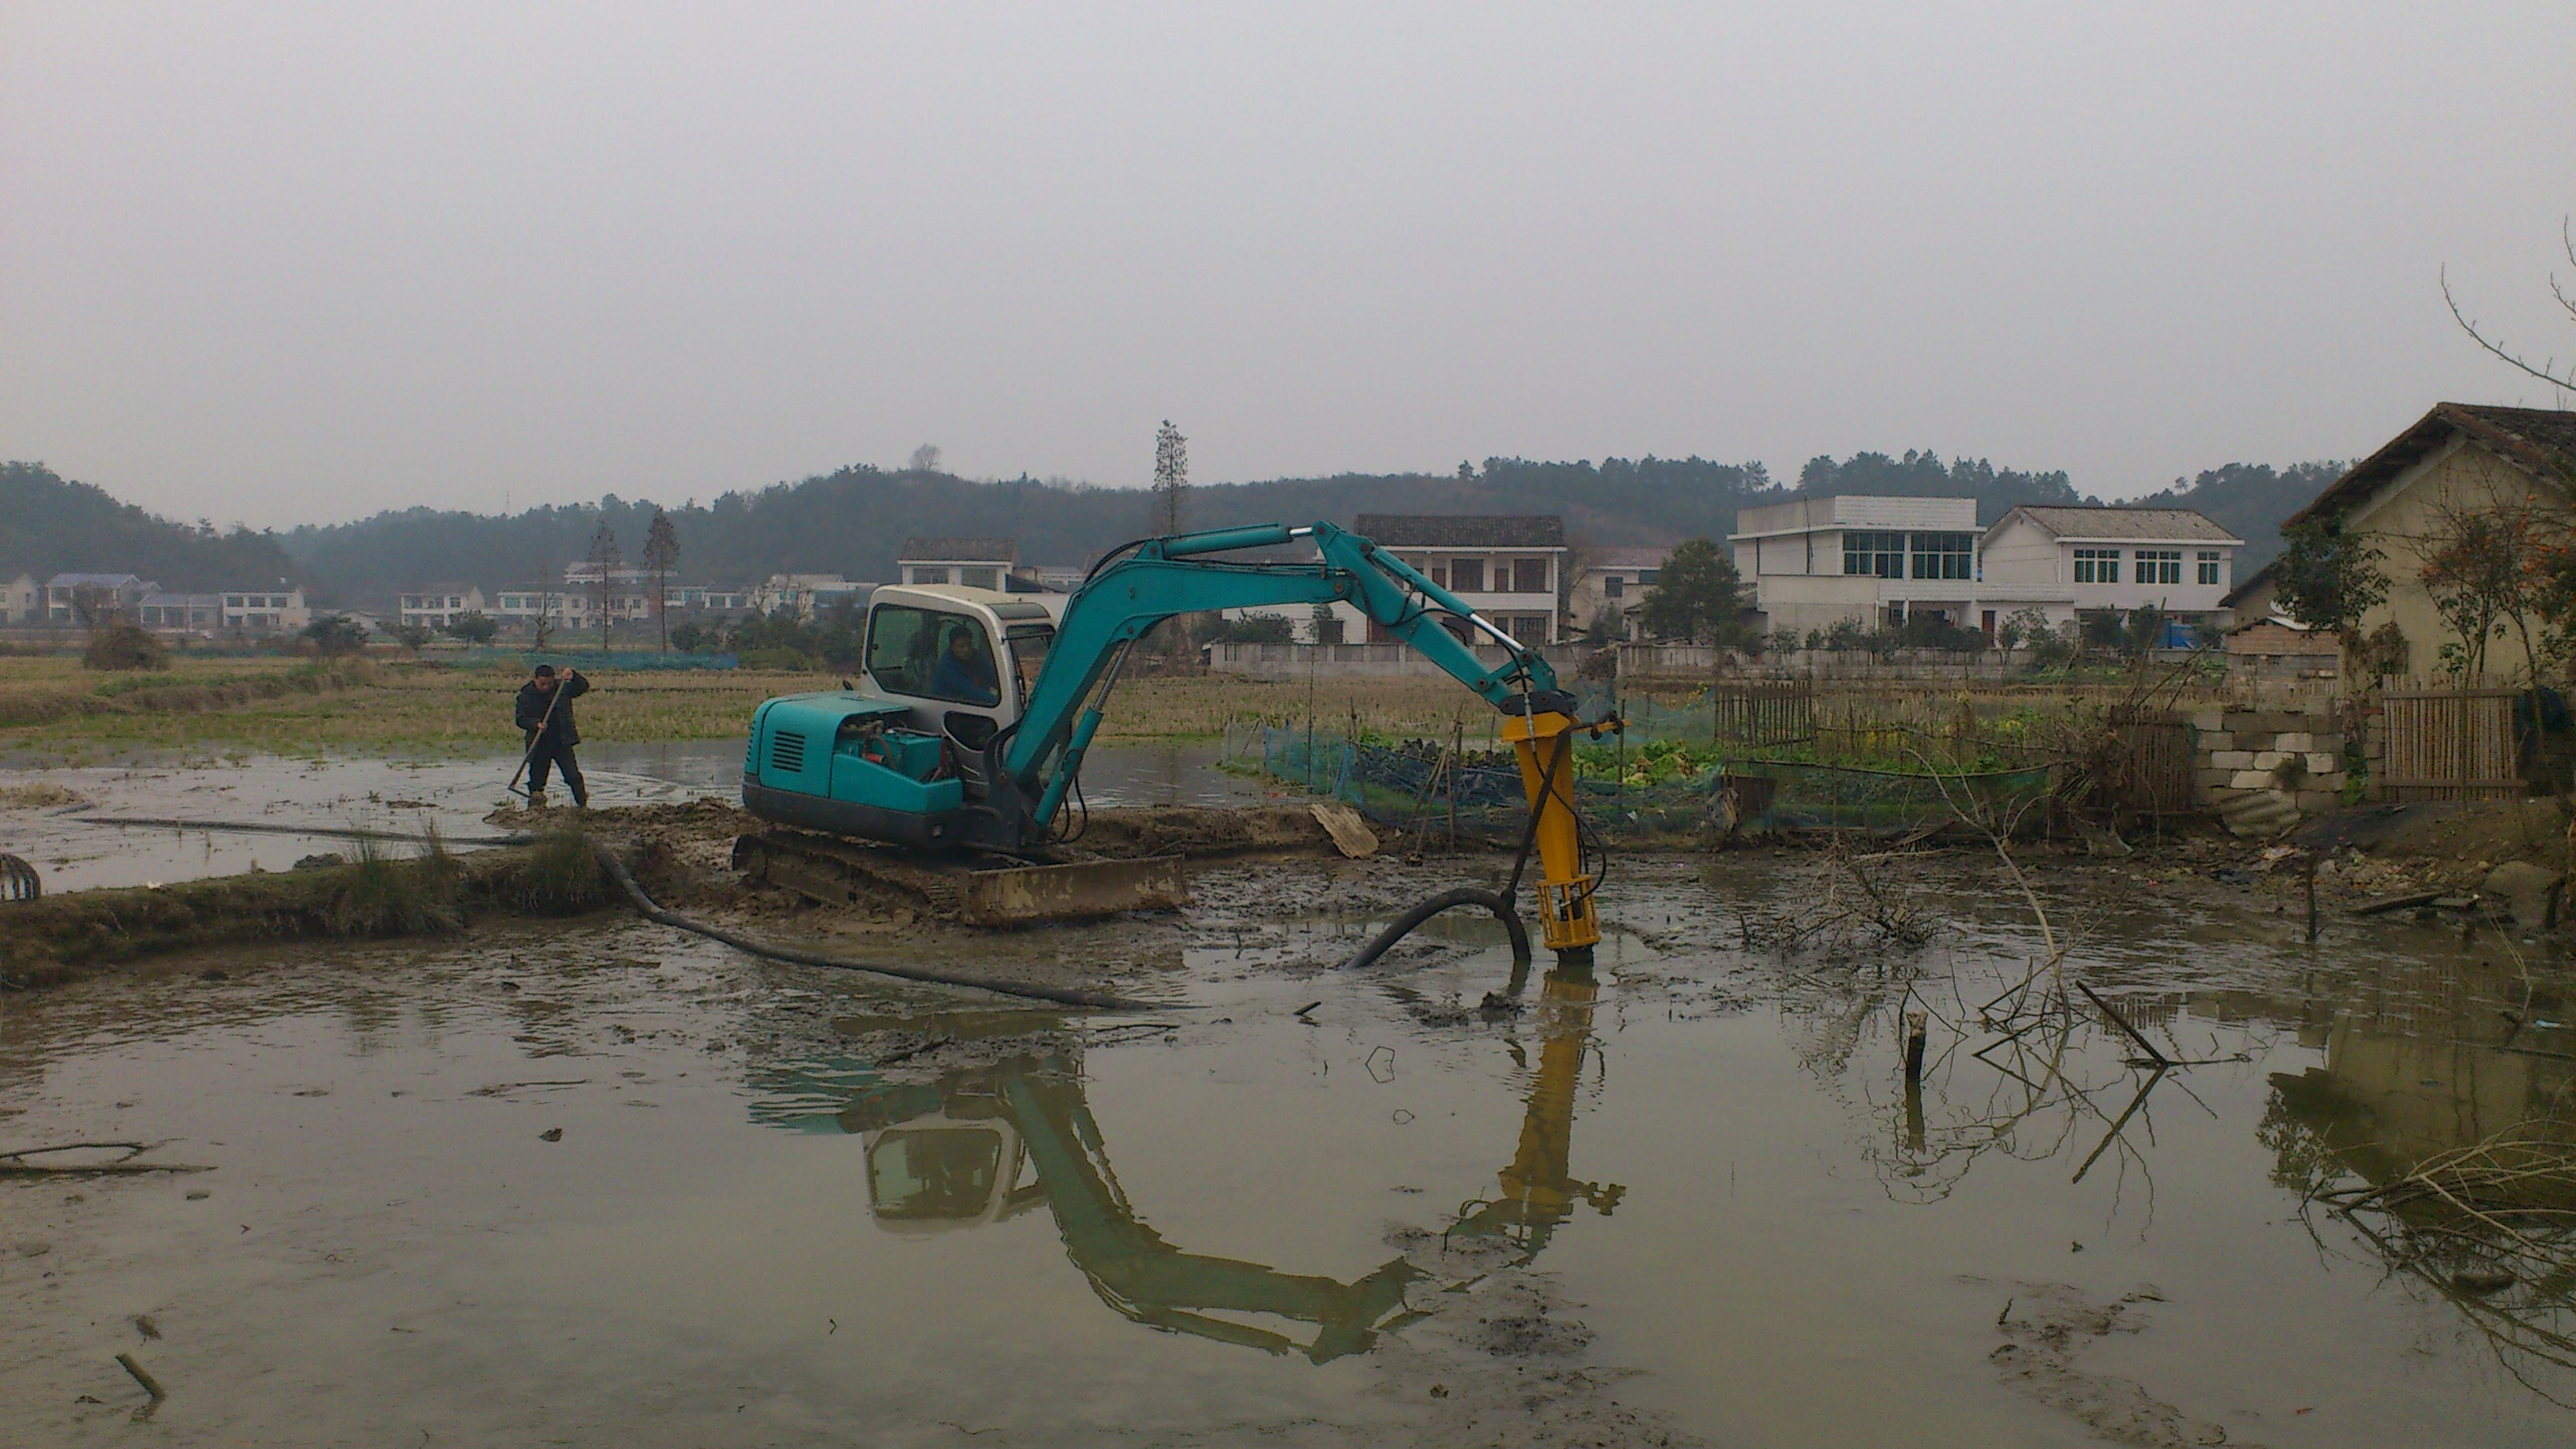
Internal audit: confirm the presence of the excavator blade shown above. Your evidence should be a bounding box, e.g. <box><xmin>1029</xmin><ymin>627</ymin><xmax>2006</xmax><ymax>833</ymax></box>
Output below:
<box><xmin>956</xmin><ymin>855</ymin><xmax>1189</xmax><ymax>927</ymax></box>
<box><xmin>734</xmin><ymin>829</ymin><xmax>1189</xmax><ymax>926</ymax></box>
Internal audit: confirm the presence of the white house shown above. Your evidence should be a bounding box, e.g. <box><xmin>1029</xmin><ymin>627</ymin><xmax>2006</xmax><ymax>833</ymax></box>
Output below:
<box><xmin>221</xmin><ymin>587</ymin><xmax>309</xmax><ymax>635</ymax></box>
<box><xmin>754</xmin><ymin>574</ymin><xmax>875</xmax><ymax>620</ymax></box>
<box><xmin>1728</xmin><ymin>496</ymin><xmax>2060</xmax><ymax>638</ymax></box>
<box><xmin>1568</xmin><ymin>546</ymin><xmax>1669</xmax><ymax>638</ymax></box>
<box><xmin>2</xmin><ymin>573</ymin><xmax>42</xmax><ymax>623</ymax></box>
<box><xmin>1350</xmin><ymin>514</ymin><xmax>1567</xmax><ymax>645</ymax></box>
<box><xmin>1977</xmin><ymin>507</ymin><xmax>2240</xmax><ymax>623</ymax></box>
<box><xmin>897</xmin><ymin>537</ymin><xmax>1046</xmax><ymax>592</ymax></box>
<box><xmin>45</xmin><ymin>573</ymin><xmax>157</xmax><ymax>623</ymax></box>
<box><xmin>396</xmin><ymin>585</ymin><xmax>485</xmax><ymax>630</ymax></box>
<box><xmin>137</xmin><ymin>592</ymin><xmax>223</xmax><ymax>633</ymax></box>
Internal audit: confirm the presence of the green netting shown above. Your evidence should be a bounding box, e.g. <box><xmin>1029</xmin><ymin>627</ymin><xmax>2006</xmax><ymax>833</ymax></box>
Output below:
<box><xmin>1221</xmin><ymin>718</ymin><xmax>2053</xmax><ymax>839</ymax></box>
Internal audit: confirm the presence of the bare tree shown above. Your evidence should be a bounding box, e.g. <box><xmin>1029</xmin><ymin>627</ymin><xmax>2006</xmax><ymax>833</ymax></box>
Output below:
<box><xmin>641</xmin><ymin>507</ymin><xmax>681</xmax><ymax>653</ymax></box>
<box><xmin>2444</xmin><ymin>219</ymin><xmax>2576</xmax><ymax>409</ymax></box>
<box><xmin>586</xmin><ymin>520</ymin><xmax>621</xmax><ymax>653</ymax></box>
<box><xmin>908</xmin><ymin>444</ymin><xmax>942</xmax><ymax>474</ymax></box>
<box><xmin>1152</xmin><ymin>420</ymin><xmax>1188</xmax><ymax>536</ymax></box>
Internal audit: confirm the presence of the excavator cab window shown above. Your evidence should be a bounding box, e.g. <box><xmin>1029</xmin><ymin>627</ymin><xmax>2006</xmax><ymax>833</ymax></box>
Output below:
<box><xmin>867</xmin><ymin>1127</ymin><xmax>1005</xmax><ymax>1221</ymax></box>
<box><xmin>867</xmin><ymin>605</ymin><xmax>1001</xmax><ymax>707</ymax></box>
<box><xmin>1005</xmin><ymin>625</ymin><xmax>1053</xmax><ymax>712</ymax></box>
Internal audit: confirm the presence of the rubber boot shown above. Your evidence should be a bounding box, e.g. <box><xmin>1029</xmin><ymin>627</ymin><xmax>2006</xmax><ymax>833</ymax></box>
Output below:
<box><xmin>526</xmin><ymin>789</ymin><xmax>548</xmax><ymax>810</ymax></box>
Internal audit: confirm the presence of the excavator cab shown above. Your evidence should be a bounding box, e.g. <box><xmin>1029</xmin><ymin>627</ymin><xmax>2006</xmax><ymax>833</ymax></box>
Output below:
<box><xmin>859</xmin><ymin>586</ymin><xmax>1057</xmax><ymax>769</ymax></box>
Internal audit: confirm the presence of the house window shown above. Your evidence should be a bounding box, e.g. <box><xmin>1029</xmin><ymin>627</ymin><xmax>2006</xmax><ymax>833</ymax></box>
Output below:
<box><xmin>2196</xmin><ymin>550</ymin><xmax>2222</xmax><ymax>586</ymax></box>
<box><xmin>1844</xmin><ymin>532</ymin><xmax>1904</xmax><ymax>578</ymax></box>
<box><xmin>2073</xmin><ymin>549</ymin><xmax>2120</xmax><ymax>584</ymax></box>
<box><xmin>1908</xmin><ymin>532</ymin><xmax>1975</xmax><ymax>581</ymax></box>
<box><xmin>1449</xmin><ymin>559</ymin><xmax>1485</xmax><ymax>591</ymax></box>
<box><xmin>2136</xmin><ymin>549</ymin><xmax>2181</xmax><ymax>586</ymax></box>
<box><xmin>1511</xmin><ymin>558</ymin><xmax>1548</xmax><ymax>593</ymax></box>
<box><xmin>911</xmin><ymin>567</ymin><xmax>950</xmax><ymax>586</ymax></box>
<box><xmin>960</xmin><ymin>567</ymin><xmax>999</xmax><ymax>590</ymax></box>
<box><xmin>1637</xmin><ymin>568</ymin><xmax>1660</xmax><ymax>586</ymax></box>
<box><xmin>1603</xmin><ymin>575</ymin><xmax>1624</xmax><ymax>599</ymax></box>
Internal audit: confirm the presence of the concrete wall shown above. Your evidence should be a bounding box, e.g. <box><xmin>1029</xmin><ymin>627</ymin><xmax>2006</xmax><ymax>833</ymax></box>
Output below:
<box><xmin>2191</xmin><ymin>703</ymin><xmax>2345</xmax><ymax>833</ymax></box>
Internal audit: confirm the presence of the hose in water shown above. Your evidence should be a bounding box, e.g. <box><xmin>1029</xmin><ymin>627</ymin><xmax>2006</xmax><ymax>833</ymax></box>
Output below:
<box><xmin>74</xmin><ymin>815</ymin><xmax>537</xmax><ymax>847</ymax></box>
<box><xmin>588</xmin><ymin>842</ymin><xmax>1147</xmax><ymax>1013</ymax></box>
<box><xmin>1339</xmin><ymin>886</ymin><xmax>1530</xmax><ymax>971</ymax></box>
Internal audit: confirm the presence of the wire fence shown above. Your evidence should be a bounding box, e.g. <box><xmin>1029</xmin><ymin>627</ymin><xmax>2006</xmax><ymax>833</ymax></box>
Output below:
<box><xmin>1221</xmin><ymin>719</ymin><xmax>2056</xmax><ymax>841</ymax></box>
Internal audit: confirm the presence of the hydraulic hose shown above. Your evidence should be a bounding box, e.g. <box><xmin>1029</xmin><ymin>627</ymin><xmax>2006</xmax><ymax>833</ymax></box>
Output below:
<box><xmin>74</xmin><ymin>815</ymin><xmax>536</xmax><ymax>847</ymax></box>
<box><xmin>1339</xmin><ymin>886</ymin><xmax>1530</xmax><ymax>972</ymax></box>
<box><xmin>590</xmin><ymin>842</ymin><xmax>1148</xmax><ymax>1012</ymax></box>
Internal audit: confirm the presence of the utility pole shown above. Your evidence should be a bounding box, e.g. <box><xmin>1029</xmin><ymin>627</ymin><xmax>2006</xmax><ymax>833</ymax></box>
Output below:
<box><xmin>1153</xmin><ymin>421</ymin><xmax>1188</xmax><ymax>537</ymax></box>
<box><xmin>586</xmin><ymin>520</ymin><xmax>621</xmax><ymax>654</ymax></box>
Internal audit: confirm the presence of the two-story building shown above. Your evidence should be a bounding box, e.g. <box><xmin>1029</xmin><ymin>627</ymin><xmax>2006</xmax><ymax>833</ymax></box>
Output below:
<box><xmin>1567</xmin><ymin>547</ymin><xmax>1670</xmax><ymax>638</ymax></box>
<box><xmin>222</xmin><ymin>587</ymin><xmax>310</xmax><ymax>635</ymax></box>
<box><xmin>2</xmin><ymin>574</ymin><xmax>41</xmax><ymax>623</ymax></box>
<box><xmin>896</xmin><ymin>537</ymin><xmax>1049</xmax><ymax>593</ymax></box>
<box><xmin>754</xmin><ymin>574</ymin><xmax>876</xmax><ymax>620</ymax></box>
<box><xmin>397</xmin><ymin>585</ymin><xmax>486</xmax><ymax>631</ymax></box>
<box><xmin>137</xmin><ymin>592</ymin><xmax>222</xmax><ymax>633</ymax></box>
<box><xmin>1977</xmin><ymin>507</ymin><xmax>2239</xmax><ymax>626</ymax></box>
<box><xmin>1728</xmin><ymin>496</ymin><xmax>2034</xmax><ymax>637</ymax></box>
<box><xmin>45</xmin><ymin>573</ymin><xmax>157</xmax><ymax>623</ymax></box>
<box><xmin>1348</xmin><ymin>514</ymin><xmax>1567</xmax><ymax>645</ymax></box>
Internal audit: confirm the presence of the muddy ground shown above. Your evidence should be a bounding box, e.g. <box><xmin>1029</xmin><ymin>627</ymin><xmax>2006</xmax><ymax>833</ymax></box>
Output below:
<box><xmin>6</xmin><ymin>796</ymin><xmax>2576</xmax><ymax>1446</ymax></box>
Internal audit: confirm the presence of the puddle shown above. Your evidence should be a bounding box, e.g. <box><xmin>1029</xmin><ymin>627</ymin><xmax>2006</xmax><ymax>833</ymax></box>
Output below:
<box><xmin>0</xmin><ymin>742</ymin><xmax>1267</xmax><ymax>892</ymax></box>
<box><xmin>4</xmin><ymin>856</ymin><xmax>2574</xmax><ymax>1444</ymax></box>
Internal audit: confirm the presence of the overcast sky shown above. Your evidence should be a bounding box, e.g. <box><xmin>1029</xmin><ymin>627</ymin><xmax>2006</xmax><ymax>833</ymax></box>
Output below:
<box><xmin>5</xmin><ymin>3</ymin><xmax>2574</xmax><ymax>527</ymax></box>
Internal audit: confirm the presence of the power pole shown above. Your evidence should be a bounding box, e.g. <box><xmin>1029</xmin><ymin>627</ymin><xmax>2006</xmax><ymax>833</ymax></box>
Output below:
<box><xmin>1153</xmin><ymin>420</ymin><xmax>1188</xmax><ymax>537</ymax></box>
<box><xmin>586</xmin><ymin>520</ymin><xmax>621</xmax><ymax>653</ymax></box>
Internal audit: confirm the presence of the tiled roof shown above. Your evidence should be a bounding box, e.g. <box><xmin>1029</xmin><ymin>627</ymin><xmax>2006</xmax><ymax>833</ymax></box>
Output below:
<box><xmin>899</xmin><ymin>537</ymin><xmax>1019</xmax><ymax>562</ymax></box>
<box><xmin>2286</xmin><ymin>402</ymin><xmax>2576</xmax><ymax>529</ymax></box>
<box><xmin>1352</xmin><ymin>514</ymin><xmax>1567</xmax><ymax>548</ymax></box>
<box><xmin>1998</xmin><ymin>507</ymin><xmax>2240</xmax><ymax>543</ymax></box>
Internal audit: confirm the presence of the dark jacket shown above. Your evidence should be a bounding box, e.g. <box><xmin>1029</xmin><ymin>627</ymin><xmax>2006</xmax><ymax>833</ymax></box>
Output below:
<box><xmin>515</xmin><ymin>671</ymin><xmax>590</xmax><ymax>747</ymax></box>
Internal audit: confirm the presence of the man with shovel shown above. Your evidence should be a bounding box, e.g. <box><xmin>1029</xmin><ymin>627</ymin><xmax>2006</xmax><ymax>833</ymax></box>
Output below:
<box><xmin>512</xmin><ymin>664</ymin><xmax>591</xmax><ymax>808</ymax></box>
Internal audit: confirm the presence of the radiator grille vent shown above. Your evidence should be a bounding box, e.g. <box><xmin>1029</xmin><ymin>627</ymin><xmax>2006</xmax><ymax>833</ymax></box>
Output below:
<box><xmin>769</xmin><ymin>731</ymin><xmax>807</xmax><ymax>775</ymax></box>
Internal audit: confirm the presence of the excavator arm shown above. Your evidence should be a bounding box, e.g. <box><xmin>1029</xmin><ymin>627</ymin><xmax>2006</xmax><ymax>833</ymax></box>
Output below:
<box><xmin>1002</xmin><ymin>521</ymin><xmax>1604</xmax><ymax>953</ymax></box>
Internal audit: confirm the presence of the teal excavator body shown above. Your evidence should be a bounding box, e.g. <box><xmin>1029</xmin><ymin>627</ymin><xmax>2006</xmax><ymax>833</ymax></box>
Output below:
<box><xmin>741</xmin><ymin>521</ymin><xmax>1569</xmax><ymax>857</ymax></box>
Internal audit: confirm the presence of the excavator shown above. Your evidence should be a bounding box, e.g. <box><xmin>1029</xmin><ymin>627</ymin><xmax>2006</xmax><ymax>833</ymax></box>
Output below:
<box><xmin>768</xmin><ymin>957</ymin><xmax>1621</xmax><ymax>1362</ymax></box>
<box><xmin>736</xmin><ymin>521</ymin><xmax>1608</xmax><ymax>953</ymax></box>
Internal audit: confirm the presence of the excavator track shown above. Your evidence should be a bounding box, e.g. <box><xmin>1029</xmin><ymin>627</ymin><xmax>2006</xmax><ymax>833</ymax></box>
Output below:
<box><xmin>732</xmin><ymin>829</ymin><xmax>1188</xmax><ymax>927</ymax></box>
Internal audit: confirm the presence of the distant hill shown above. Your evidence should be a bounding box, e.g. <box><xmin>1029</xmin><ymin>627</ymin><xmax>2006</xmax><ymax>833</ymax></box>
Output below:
<box><xmin>258</xmin><ymin>447</ymin><xmax>2343</xmax><ymax>607</ymax></box>
<box><xmin>0</xmin><ymin>461</ymin><xmax>303</xmax><ymax>594</ymax></box>
<box><xmin>2128</xmin><ymin>461</ymin><xmax>2342</xmax><ymax>573</ymax></box>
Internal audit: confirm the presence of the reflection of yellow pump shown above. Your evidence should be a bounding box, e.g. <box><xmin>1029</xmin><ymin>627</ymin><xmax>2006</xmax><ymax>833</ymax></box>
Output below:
<box><xmin>837</xmin><ymin>1051</ymin><xmax>1421</xmax><ymax>1363</ymax></box>
<box><xmin>1450</xmin><ymin>961</ymin><xmax>1626</xmax><ymax>1260</ymax></box>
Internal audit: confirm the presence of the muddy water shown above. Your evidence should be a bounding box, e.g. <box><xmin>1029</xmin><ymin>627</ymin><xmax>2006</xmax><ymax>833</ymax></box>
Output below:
<box><xmin>5</xmin><ymin>855</ymin><xmax>2574</xmax><ymax>1446</ymax></box>
<box><xmin>0</xmin><ymin>743</ymin><xmax>1265</xmax><ymax>891</ymax></box>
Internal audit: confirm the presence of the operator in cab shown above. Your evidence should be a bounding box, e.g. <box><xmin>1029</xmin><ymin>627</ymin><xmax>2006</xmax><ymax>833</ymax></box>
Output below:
<box><xmin>930</xmin><ymin>627</ymin><xmax>1000</xmax><ymax>706</ymax></box>
<box><xmin>514</xmin><ymin>663</ymin><xmax>590</xmax><ymax>808</ymax></box>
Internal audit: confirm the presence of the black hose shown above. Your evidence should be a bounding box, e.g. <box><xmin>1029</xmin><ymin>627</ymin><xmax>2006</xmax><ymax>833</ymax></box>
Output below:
<box><xmin>1339</xmin><ymin>887</ymin><xmax>1530</xmax><ymax>972</ymax></box>
<box><xmin>589</xmin><ymin>842</ymin><xmax>1147</xmax><ymax>1012</ymax></box>
<box><xmin>73</xmin><ymin>815</ymin><xmax>536</xmax><ymax>847</ymax></box>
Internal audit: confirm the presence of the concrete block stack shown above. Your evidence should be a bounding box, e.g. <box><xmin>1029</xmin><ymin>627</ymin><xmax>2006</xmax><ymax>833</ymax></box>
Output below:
<box><xmin>2190</xmin><ymin>705</ymin><xmax>2344</xmax><ymax>837</ymax></box>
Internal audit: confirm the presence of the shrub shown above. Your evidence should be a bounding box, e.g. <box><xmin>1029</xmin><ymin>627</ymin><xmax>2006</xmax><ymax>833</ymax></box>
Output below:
<box><xmin>328</xmin><ymin>832</ymin><xmax>462</xmax><ymax>937</ymax></box>
<box><xmin>82</xmin><ymin>620</ymin><xmax>170</xmax><ymax>672</ymax></box>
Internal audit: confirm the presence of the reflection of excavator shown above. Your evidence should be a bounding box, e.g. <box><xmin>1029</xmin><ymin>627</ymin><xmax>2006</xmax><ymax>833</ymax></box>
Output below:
<box><xmin>792</xmin><ymin>962</ymin><xmax>1622</xmax><ymax>1362</ymax></box>
<box><xmin>1449</xmin><ymin>960</ymin><xmax>1626</xmax><ymax>1261</ymax></box>
<box><xmin>834</xmin><ymin>1046</ymin><xmax>1421</xmax><ymax>1363</ymax></box>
